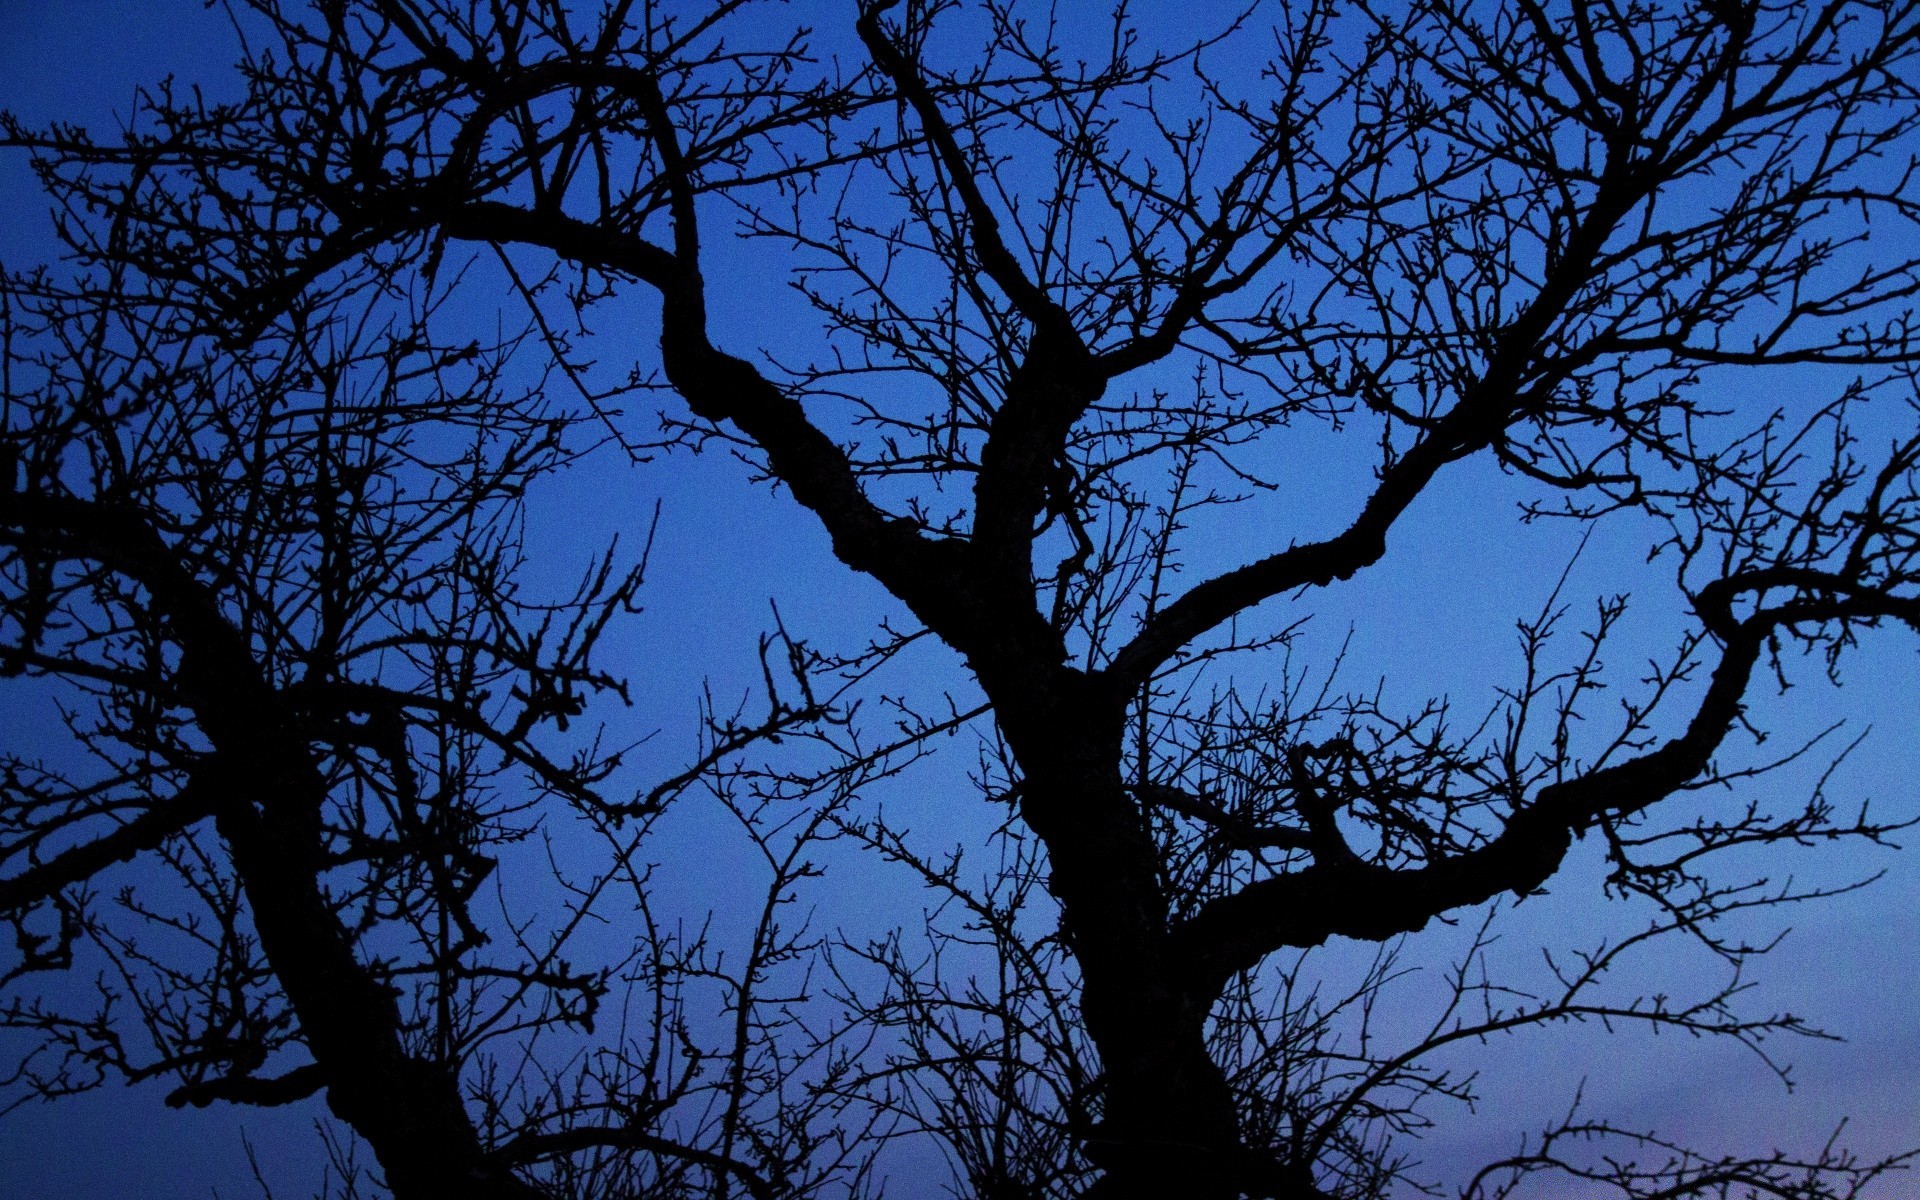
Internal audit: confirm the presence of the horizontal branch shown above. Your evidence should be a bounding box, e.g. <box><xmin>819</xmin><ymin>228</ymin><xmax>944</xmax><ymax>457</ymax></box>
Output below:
<box><xmin>489</xmin><ymin>1125</ymin><xmax>778</xmax><ymax>1200</ymax></box>
<box><xmin>0</xmin><ymin>780</ymin><xmax>218</xmax><ymax>914</ymax></box>
<box><xmin>1134</xmin><ymin>783</ymin><xmax>1315</xmax><ymax>852</ymax></box>
<box><xmin>441</xmin><ymin>202</ymin><xmax>682</xmax><ymax>285</ymax></box>
<box><xmin>1170</xmin><ymin>615</ymin><xmax>1771</xmax><ymax>990</ymax></box>
<box><xmin>165</xmin><ymin>1062</ymin><xmax>328</xmax><ymax>1109</ymax></box>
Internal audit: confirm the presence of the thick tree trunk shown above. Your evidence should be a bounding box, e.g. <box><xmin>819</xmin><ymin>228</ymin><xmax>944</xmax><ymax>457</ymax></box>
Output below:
<box><xmin>990</xmin><ymin>671</ymin><xmax>1248</xmax><ymax>1199</ymax></box>
<box><xmin>217</xmin><ymin>789</ymin><xmax>538</xmax><ymax>1200</ymax></box>
<box><xmin>197</xmin><ymin>719</ymin><xmax>542</xmax><ymax>1200</ymax></box>
<box><xmin>8</xmin><ymin>493</ymin><xmax>537</xmax><ymax>1199</ymax></box>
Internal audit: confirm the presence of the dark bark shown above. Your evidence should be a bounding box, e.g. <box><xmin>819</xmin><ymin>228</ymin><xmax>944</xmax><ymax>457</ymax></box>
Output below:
<box><xmin>0</xmin><ymin>489</ymin><xmax>539</xmax><ymax>1200</ymax></box>
<box><xmin>11</xmin><ymin>1</ymin><xmax>1920</xmax><ymax>1194</ymax></box>
<box><xmin>985</xmin><ymin>665</ymin><xmax>1249</xmax><ymax>1200</ymax></box>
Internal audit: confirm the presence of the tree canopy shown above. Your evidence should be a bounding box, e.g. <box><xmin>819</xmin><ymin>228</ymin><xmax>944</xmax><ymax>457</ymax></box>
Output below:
<box><xmin>4</xmin><ymin>2</ymin><xmax>1920</xmax><ymax>1198</ymax></box>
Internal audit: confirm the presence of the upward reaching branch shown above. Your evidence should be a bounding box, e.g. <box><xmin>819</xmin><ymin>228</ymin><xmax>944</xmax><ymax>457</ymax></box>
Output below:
<box><xmin>8</xmin><ymin>2</ymin><xmax>1920</xmax><ymax>1198</ymax></box>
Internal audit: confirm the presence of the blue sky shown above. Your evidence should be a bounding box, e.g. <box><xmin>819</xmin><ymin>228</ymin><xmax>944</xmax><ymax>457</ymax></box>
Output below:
<box><xmin>1</xmin><ymin>2</ymin><xmax>1916</xmax><ymax>1197</ymax></box>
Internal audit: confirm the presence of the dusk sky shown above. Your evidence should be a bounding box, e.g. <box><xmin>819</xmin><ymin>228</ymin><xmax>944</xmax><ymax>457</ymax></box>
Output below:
<box><xmin>1</xmin><ymin>3</ymin><xmax>1917</xmax><ymax>1198</ymax></box>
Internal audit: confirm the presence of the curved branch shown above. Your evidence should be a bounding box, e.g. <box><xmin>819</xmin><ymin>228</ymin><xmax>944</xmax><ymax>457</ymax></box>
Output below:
<box><xmin>1170</xmin><ymin>610</ymin><xmax>1771</xmax><ymax>991</ymax></box>
<box><xmin>165</xmin><ymin>1062</ymin><xmax>328</xmax><ymax>1109</ymax></box>
<box><xmin>489</xmin><ymin>1125</ymin><xmax>781</xmax><ymax>1200</ymax></box>
<box><xmin>439</xmin><ymin>197</ymin><xmax>983</xmax><ymax>642</ymax></box>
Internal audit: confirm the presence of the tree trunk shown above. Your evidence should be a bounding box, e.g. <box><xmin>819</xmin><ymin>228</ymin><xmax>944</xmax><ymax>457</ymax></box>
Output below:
<box><xmin>991</xmin><ymin>671</ymin><xmax>1247</xmax><ymax>1199</ymax></box>
<box><xmin>208</xmin><ymin>733</ymin><xmax>542</xmax><ymax>1200</ymax></box>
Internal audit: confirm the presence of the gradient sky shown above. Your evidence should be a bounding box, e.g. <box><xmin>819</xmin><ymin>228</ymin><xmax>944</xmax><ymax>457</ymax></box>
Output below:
<box><xmin>1</xmin><ymin>3</ymin><xmax>1916</xmax><ymax>1198</ymax></box>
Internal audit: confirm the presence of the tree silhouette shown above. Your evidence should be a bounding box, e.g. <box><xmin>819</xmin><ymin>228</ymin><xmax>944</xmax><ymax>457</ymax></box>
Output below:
<box><xmin>5</xmin><ymin>2</ymin><xmax>1920</xmax><ymax>1198</ymax></box>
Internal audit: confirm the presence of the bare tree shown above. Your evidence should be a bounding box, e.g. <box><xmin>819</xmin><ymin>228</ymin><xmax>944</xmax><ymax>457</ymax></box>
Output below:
<box><xmin>7</xmin><ymin>1</ymin><xmax>1920</xmax><ymax>1198</ymax></box>
<box><xmin>0</xmin><ymin>221</ymin><xmax>891</xmax><ymax>1198</ymax></box>
<box><xmin>0</xmin><ymin>242</ymin><xmax>641</xmax><ymax>1197</ymax></box>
